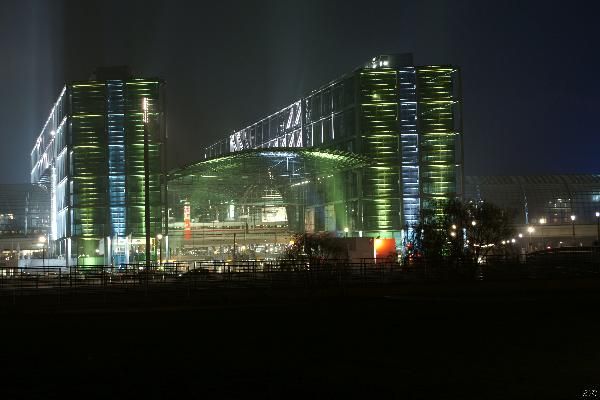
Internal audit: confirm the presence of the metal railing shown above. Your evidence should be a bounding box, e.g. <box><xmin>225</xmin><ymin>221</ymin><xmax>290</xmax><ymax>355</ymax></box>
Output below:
<box><xmin>0</xmin><ymin>248</ymin><xmax>598</xmax><ymax>304</ymax></box>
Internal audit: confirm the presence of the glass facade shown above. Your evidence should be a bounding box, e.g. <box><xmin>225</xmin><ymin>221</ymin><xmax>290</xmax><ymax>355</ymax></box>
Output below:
<box><xmin>465</xmin><ymin>175</ymin><xmax>600</xmax><ymax>225</ymax></box>
<box><xmin>416</xmin><ymin>67</ymin><xmax>461</xmax><ymax>217</ymax></box>
<box><xmin>197</xmin><ymin>54</ymin><xmax>463</xmax><ymax>241</ymax></box>
<box><xmin>0</xmin><ymin>184</ymin><xmax>50</xmax><ymax>238</ymax></box>
<box><xmin>31</xmin><ymin>74</ymin><xmax>166</xmax><ymax>265</ymax></box>
<box><xmin>168</xmin><ymin>149</ymin><xmax>368</xmax><ymax>256</ymax></box>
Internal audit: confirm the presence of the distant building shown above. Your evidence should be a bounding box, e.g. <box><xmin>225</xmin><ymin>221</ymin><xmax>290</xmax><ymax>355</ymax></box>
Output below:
<box><xmin>0</xmin><ymin>184</ymin><xmax>49</xmax><ymax>238</ymax></box>
<box><xmin>194</xmin><ymin>54</ymin><xmax>463</xmax><ymax>243</ymax></box>
<box><xmin>30</xmin><ymin>67</ymin><xmax>167</xmax><ymax>265</ymax></box>
<box><xmin>465</xmin><ymin>175</ymin><xmax>600</xmax><ymax>247</ymax></box>
<box><xmin>0</xmin><ymin>184</ymin><xmax>50</xmax><ymax>266</ymax></box>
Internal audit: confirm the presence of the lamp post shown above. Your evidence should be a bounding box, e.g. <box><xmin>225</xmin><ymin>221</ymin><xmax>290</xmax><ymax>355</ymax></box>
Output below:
<box><xmin>518</xmin><ymin>233</ymin><xmax>523</xmax><ymax>252</ymax></box>
<box><xmin>156</xmin><ymin>234</ymin><xmax>163</xmax><ymax>266</ymax></box>
<box><xmin>539</xmin><ymin>218</ymin><xmax>546</xmax><ymax>249</ymax></box>
<box><xmin>38</xmin><ymin>235</ymin><xmax>46</xmax><ymax>270</ymax></box>
<box><xmin>469</xmin><ymin>221</ymin><xmax>477</xmax><ymax>262</ymax></box>
<box><xmin>596</xmin><ymin>211</ymin><xmax>600</xmax><ymax>246</ymax></box>
<box><xmin>570</xmin><ymin>214</ymin><xmax>576</xmax><ymax>246</ymax></box>
<box><xmin>343</xmin><ymin>227</ymin><xmax>350</xmax><ymax>260</ymax></box>
<box><xmin>527</xmin><ymin>226</ymin><xmax>534</xmax><ymax>252</ymax></box>
<box><xmin>143</xmin><ymin>98</ymin><xmax>151</xmax><ymax>274</ymax></box>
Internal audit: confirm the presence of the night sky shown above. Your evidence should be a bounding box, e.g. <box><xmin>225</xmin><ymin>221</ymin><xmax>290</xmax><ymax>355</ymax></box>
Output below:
<box><xmin>1</xmin><ymin>0</ymin><xmax>598</xmax><ymax>184</ymax></box>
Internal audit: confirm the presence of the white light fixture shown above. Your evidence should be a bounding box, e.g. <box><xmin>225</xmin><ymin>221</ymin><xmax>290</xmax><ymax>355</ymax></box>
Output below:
<box><xmin>142</xmin><ymin>98</ymin><xmax>149</xmax><ymax>123</ymax></box>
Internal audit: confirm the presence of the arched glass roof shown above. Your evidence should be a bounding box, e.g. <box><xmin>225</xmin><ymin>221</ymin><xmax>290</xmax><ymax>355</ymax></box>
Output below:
<box><xmin>169</xmin><ymin>148</ymin><xmax>369</xmax><ymax>200</ymax></box>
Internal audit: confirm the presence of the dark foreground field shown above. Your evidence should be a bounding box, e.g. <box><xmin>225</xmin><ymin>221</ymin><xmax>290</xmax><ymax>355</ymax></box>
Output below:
<box><xmin>1</xmin><ymin>281</ymin><xmax>599</xmax><ymax>399</ymax></box>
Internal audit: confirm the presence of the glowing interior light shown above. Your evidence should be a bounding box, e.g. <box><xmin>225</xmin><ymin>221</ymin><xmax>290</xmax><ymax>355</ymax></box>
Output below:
<box><xmin>142</xmin><ymin>97</ymin><xmax>148</xmax><ymax>123</ymax></box>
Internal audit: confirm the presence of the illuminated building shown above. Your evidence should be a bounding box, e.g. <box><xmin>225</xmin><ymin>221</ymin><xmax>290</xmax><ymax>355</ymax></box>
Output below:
<box><xmin>30</xmin><ymin>67</ymin><xmax>167</xmax><ymax>266</ymax></box>
<box><xmin>0</xmin><ymin>184</ymin><xmax>50</xmax><ymax>265</ymax></box>
<box><xmin>188</xmin><ymin>54</ymin><xmax>462</xmax><ymax>246</ymax></box>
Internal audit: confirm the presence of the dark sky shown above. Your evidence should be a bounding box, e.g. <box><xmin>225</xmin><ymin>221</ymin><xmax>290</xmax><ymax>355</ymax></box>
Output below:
<box><xmin>1</xmin><ymin>0</ymin><xmax>598</xmax><ymax>183</ymax></box>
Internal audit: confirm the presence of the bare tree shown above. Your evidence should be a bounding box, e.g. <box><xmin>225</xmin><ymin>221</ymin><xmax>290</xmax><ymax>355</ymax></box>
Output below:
<box><xmin>412</xmin><ymin>199</ymin><xmax>515</xmax><ymax>264</ymax></box>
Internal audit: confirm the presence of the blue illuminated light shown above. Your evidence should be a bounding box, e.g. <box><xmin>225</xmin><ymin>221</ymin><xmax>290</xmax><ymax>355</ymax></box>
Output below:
<box><xmin>107</xmin><ymin>80</ymin><xmax>127</xmax><ymax>238</ymax></box>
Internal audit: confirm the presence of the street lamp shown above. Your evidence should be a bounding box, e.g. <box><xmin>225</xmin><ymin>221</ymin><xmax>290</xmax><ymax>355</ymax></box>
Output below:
<box><xmin>570</xmin><ymin>214</ymin><xmax>576</xmax><ymax>246</ymax></box>
<box><xmin>527</xmin><ymin>226</ymin><xmax>535</xmax><ymax>252</ymax></box>
<box><xmin>596</xmin><ymin>211</ymin><xmax>600</xmax><ymax>246</ymax></box>
<box><xmin>143</xmin><ymin>97</ymin><xmax>151</xmax><ymax>273</ymax></box>
<box><xmin>156</xmin><ymin>233</ymin><xmax>163</xmax><ymax>266</ymax></box>
<box><xmin>38</xmin><ymin>235</ymin><xmax>46</xmax><ymax>269</ymax></box>
<box><xmin>344</xmin><ymin>227</ymin><xmax>349</xmax><ymax>238</ymax></box>
<box><xmin>539</xmin><ymin>217</ymin><xmax>546</xmax><ymax>249</ymax></box>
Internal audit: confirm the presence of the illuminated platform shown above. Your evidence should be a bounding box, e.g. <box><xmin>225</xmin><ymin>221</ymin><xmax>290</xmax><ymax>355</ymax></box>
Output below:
<box><xmin>168</xmin><ymin>148</ymin><xmax>369</xmax><ymax>260</ymax></box>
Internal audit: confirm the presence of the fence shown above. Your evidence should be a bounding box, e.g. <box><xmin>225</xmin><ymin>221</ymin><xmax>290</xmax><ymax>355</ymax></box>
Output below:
<box><xmin>0</xmin><ymin>248</ymin><xmax>599</xmax><ymax>303</ymax></box>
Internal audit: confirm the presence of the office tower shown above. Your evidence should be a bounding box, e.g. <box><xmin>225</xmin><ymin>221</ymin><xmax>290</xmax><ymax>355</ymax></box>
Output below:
<box><xmin>31</xmin><ymin>67</ymin><xmax>166</xmax><ymax>265</ymax></box>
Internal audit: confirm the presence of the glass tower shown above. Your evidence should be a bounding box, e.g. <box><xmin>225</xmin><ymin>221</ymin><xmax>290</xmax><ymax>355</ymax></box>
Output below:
<box><xmin>31</xmin><ymin>68</ymin><xmax>166</xmax><ymax>266</ymax></box>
